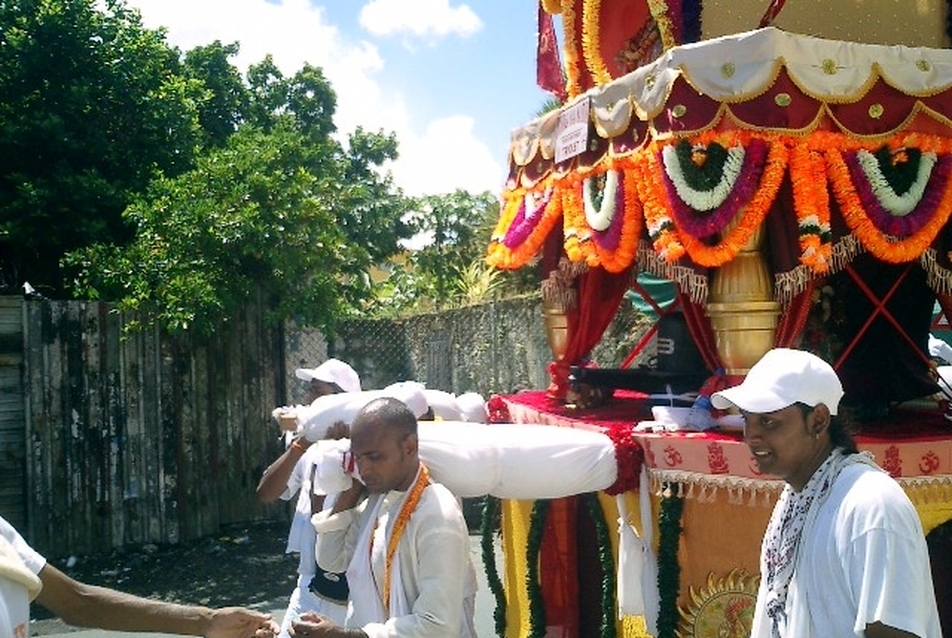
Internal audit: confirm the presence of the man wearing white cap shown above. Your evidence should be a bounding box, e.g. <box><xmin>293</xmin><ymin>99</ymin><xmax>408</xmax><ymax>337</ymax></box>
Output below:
<box><xmin>257</xmin><ymin>358</ymin><xmax>361</xmax><ymax>638</ymax></box>
<box><xmin>296</xmin><ymin>359</ymin><xmax>363</xmax><ymax>399</ymax></box>
<box><xmin>711</xmin><ymin>348</ymin><xmax>941</xmax><ymax>638</ymax></box>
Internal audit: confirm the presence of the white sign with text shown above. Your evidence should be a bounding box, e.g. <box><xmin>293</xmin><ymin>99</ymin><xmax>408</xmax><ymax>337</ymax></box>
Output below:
<box><xmin>555</xmin><ymin>97</ymin><xmax>591</xmax><ymax>164</ymax></box>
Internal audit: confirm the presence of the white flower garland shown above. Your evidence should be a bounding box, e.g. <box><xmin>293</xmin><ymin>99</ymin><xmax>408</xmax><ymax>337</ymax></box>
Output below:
<box><xmin>525</xmin><ymin>185</ymin><xmax>553</xmax><ymax>221</ymax></box>
<box><xmin>662</xmin><ymin>144</ymin><xmax>745</xmax><ymax>211</ymax></box>
<box><xmin>582</xmin><ymin>170</ymin><xmax>619</xmax><ymax>231</ymax></box>
<box><xmin>856</xmin><ymin>149</ymin><xmax>936</xmax><ymax>216</ymax></box>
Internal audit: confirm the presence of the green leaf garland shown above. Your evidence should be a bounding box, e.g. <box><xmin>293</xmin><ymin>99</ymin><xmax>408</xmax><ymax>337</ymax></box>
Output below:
<box><xmin>656</xmin><ymin>484</ymin><xmax>685</xmax><ymax>638</ymax></box>
<box><xmin>480</xmin><ymin>496</ymin><xmax>507</xmax><ymax>637</ymax></box>
<box><xmin>581</xmin><ymin>493</ymin><xmax>618</xmax><ymax>638</ymax></box>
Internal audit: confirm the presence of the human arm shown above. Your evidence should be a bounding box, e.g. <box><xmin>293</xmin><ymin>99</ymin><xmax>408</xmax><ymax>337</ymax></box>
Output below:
<box><xmin>35</xmin><ymin>562</ymin><xmax>277</xmax><ymax>637</ymax></box>
<box><xmin>291</xmin><ymin>611</ymin><xmax>367</xmax><ymax>638</ymax></box>
<box><xmin>864</xmin><ymin>622</ymin><xmax>923</xmax><ymax>638</ymax></box>
<box><xmin>312</xmin><ymin>480</ymin><xmax>366</xmax><ymax>573</ymax></box>
<box><xmin>256</xmin><ymin>439</ymin><xmax>310</xmax><ymax>503</ymax></box>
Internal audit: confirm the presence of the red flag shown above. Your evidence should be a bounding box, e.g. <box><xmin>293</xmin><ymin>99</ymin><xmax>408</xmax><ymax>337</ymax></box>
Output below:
<box><xmin>537</xmin><ymin>2</ymin><xmax>567</xmax><ymax>103</ymax></box>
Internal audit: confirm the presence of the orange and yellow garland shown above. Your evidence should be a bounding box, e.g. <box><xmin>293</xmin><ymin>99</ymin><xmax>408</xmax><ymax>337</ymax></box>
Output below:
<box><xmin>380</xmin><ymin>463</ymin><xmax>431</xmax><ymax>615</ymax></box>
<box><xmin>824</xmin><ymin>137</ymin><xmax>952</xmax><ymax>264</ymax></box>
<box><xmin>490</xmin><ymin>130</ymin><xmax>952</xmax><ymax>277</ymax></box>
<box><xmin>790</xmin><ymin>141</ymin><xmax>832</xmax><ymax>273</ymax></box>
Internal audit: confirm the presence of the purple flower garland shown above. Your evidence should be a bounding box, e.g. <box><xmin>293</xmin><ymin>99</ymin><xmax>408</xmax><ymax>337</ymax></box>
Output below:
<box><xmin>503</xmin><ymin>188</ymin><xmax>554</xmax><ymax>249</ymax></box>
<box><xmin>589</xmin><ymin>175</ymin><xmax>625</xmax><ymax>252</ymax></box>
<box><xmin>844</xmin><ymin>150</ymin><xmax>952</xmax><ymax>238</ymax></box>
<box><xmin>662</xmin><ymin>138</ymin><xmax>769</xmax><ymax>240</ymax></box>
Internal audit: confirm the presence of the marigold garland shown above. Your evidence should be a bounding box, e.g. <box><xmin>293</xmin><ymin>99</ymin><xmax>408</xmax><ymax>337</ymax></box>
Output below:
<box><xmin>636</xmin><ymin>135</ymin><xmax>788</xmax><ymax>268</ymax></box>
<box><xmin>562</xmin><ymin>174</ymin><xmax>598</xmax><ymax>267</ymax></box>
<box><xmin>662</xmin><ymin>139</ymin><xmax>764</xmax><ymax>239</ymax></box>
<box><xmin>561</xmin><ymin>0</ymin><xmax>583</xmax><ymax>98</ymax></box>
<box><xmin>381</xmin><ymin>464</ymin><xmax>430</xmax><ymax>615</ymax></box>
<box><xmin>633</xmin><ymin>146</ymin><xmax>686</xmax><ymax>262</ymax></box>
<box><xmin>581</xmin><ymin>0</ymin><xmax>613</xmax><ymax>85</ymax></box>
<box><xmin>561</xmin><ymin>164</ymin><xmax>644</xmax><ymax>273</ymax></box>
<box><xmin>825</xmin><ymin>145</ymin><xmax>952</xmax><ymax>263</ymax></box>
<box><xmin>677</xmin><ymin>137</ymin><xmax>788</xmax><ymax>267</ymax></box>
<box><xmin>790</xmin><ymin>142</ymin><xmax>832</xmax><ymax>273</ymax></box>
<box><xmin>845</xmin><ymin>149</ymin><xmax>949</xmax><ymax>237</ymax></box>
<box><xmin>487</xmin><ymin>182</ymin><xmax>564</xmax><ymax>270</ymax></box>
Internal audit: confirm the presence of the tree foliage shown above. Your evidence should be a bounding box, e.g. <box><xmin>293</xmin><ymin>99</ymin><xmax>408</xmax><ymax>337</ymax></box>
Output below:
<box><xmin>0</xmin><ymin>0</ymin><xmax>206</xmax><ymax>292</ymax></box>
<box><xmin>66</xmin><ymin>57</ymin><xmax>411</xmax><ymax>336</ymax></box>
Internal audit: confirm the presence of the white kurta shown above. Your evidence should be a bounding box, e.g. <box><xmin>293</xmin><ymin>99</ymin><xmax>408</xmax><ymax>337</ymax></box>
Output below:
<box><xmin>313</xmin><ymin>468</ymin><xmax>472</xmax><ymax>638</ymax></box>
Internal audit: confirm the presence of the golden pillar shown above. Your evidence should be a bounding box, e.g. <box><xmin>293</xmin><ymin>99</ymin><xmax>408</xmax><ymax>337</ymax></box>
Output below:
<box><xmin>705</xmin><ymin>221</ymin><xmax>781</xmax><ymax>376</ymax></box>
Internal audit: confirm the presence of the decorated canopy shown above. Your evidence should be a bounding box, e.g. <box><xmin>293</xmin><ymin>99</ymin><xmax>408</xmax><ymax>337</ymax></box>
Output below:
<box><xmin>487</xmin><ymin>26</ymin><xmax>952</xmax><ymax>405</ymax></box>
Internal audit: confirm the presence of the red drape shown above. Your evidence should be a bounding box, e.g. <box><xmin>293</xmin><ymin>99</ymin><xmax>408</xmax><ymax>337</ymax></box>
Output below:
<box><xmin>540</xmin><ymin>497</ymin><xmax>579</xmax><ymax>638</ymax></box>
<box><xmin>548</xmin><ymin>267</ymin><xmax>633</xmax><ymax>398</ymax></box>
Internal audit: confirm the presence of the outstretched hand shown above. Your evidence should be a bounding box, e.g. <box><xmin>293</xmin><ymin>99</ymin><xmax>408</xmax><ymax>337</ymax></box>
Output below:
<box><xmin>206</xmin><ymin>607</ymin><xmax>278</xmax><ymax>638</ymax></box>
<box><xmin>291</xmin><ymin>612</ymin><xmax>350</xmax><ymax>638</ymax></box>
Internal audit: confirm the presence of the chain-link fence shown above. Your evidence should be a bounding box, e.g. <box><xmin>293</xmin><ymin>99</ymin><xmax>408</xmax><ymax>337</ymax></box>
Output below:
<box><xmin>283</xmin><ymin>293</ymin><xmax>656</xmax><ymax>403</ymax></box>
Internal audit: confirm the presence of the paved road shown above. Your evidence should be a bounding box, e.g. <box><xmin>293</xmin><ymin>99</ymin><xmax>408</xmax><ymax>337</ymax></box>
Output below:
<box><xmin>31</xmin><ymin>535</ymin><xmax>500</xmax><ymax>638</ymax></box>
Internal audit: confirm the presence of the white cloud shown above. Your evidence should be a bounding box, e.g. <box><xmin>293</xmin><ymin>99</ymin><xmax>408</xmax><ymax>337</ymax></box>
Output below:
<box><xmin>359</xmin><ymin>0</ymin><xmax>482</xmax><ymax>39</ymax></box>
<box><xmin>125</xmin><ymin>0</ymin><xmax>501</xmax><ymax>197</ymax></box>
<box><xmin>390</xmin><ymin>116</ymin><xmax>503</xmax><ymax>197</ymax></box>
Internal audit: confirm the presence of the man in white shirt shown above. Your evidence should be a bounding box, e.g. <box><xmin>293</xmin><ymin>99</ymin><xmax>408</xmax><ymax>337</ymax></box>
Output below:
<box><xmin>0</xmin><ymin>514</ymin><xmax>275</xmax><ymax>637</ymax></box>
<box><xmin>712</xmin><ymin>348</ymin><xmax>942</xmax><ymax>638</ymax></box>
<box><xmin>293</xmin><ymin>397</ymin><xmax>473</xmax><ymax>638</ymax></box>
<box><xmin>257</xmin><ymin>358</ymin><xmax>361</xmax><ymax>638</ymax></box>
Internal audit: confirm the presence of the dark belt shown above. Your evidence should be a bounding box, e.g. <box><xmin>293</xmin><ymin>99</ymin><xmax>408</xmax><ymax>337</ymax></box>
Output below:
<box><xmin>308</xmin><ymin>570</ymin><xmax>349</xmax><ymax>604</ymax></box>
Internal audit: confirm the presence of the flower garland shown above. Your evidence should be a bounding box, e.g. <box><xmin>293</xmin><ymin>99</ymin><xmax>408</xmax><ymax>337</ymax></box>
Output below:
<box><xmin>487</xmin><ymin>181</ymin><xmax>564</xmax><ymax>270</ymax></box>
<box><xmin>526</xmin><ymin>499</ymin><xmax>550</xmax><ymax>638</ymax></box>
<box><xmin>584</xmin><ymin>169</ymin><xmax>618</xmax><ymax>231</ymax></box>
<box><xmin>846</xmin><ymin>149</ymin><xmax>946</xmax><ymax>236</ymax></box>
<box><xmin>603</xmin><ymin>423</ymin><xmax>644</xmax><ymax>495</ymax></box>
<box><xmin>480</xmin><ymin>496</ymin><xmax>507</xmax><ymax>637</ymax></box>
<box><xmin>581</xmin><ymin>0</ymin><xmax>613</xmax><ymax>85</ymax></box>
<box><xmin>562</xmin><ymin>174</ymin><xmax>598</xmax><ymax>267</ymax></box>
<box><xmin>663</xmin><ymin>139</ymin><xmax>743</xmax><ymax>213</ymax></box>
<box><xmin>381</xmin><ymin>464</ymin><xmax>431</xmax><ymax>615</ymax></box>
<box><xmin>582</xmin><ymin>493</ymin><xmax>617</xmax><ymax>638</ymax></box>
<box><xmin>561</xmin><ymin>0</ymin><xmax>583</xmax><ymax>98</ymax></box>
<box><xmin>632</xmin><ymin>148</ymin><xmax>686</xmax><ymax>262</ymax></box>
<box><xmin>677</xmin><ymin>137</ymin><xmax>787</xmax><ymax>267</ymax></box>
<box><xmin>661</xmin><ymin>139</ymin><xmax>757</xmax><ymax>237</ymax></box>
<box><xmin>646</xmin><ymin>0</ymin><xmax>678</xmax><ymax>50</ymax></box>
<box><xmin>638</xmin><ymin>134</ymin><xmax>788</xmax><ymax>267</ymax></box>
<box><xmin>789</xmin><ymin>141</ymin><xmax>832</xmax><ymax>273</ymax></box>
<box><xmin>856</xmin><ymin>147</ymin><xmax>934</xmax><ymax>217</ymax></box>
<box><xmin>825</xmin><ymin>144</ymin><xmax>952</xmax><ymax>263</ymax></box>
<box><xmin>562</xmin><ymin>165</ymin><xmax>643</xmax><ymax>273</ymax></box>
<box><xmin>503</xmin><ymin>184</ymin><xmax>557</xmax><ymax>248</ymax></box>
<box><xmin>656</xmin><ymin>484</ymin><xmax>685</xmax><ymax>638</ymax></box>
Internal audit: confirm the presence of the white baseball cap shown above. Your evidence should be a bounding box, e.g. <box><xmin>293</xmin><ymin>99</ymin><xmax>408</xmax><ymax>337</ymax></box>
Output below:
<box><xmin>711</xmin><ymin>348</ymin><xmax>844</xmax><ymax>415</ymax></box>
<box><xmin>295</xmin><ymin>358</ymin><xmax>361</xmax><ymax>393</ymax></box>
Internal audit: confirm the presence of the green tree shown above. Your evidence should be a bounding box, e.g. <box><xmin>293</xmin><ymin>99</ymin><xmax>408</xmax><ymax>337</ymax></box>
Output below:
<box><xmin>0</xmin><ymin>0</ymin><xmax>206</xmax><ymax>293</ymax></box>
<box><xmin>183</xmin><ymin>41</ymin><xmax>250</xmax><ymax>149</ymax></box>
<box><xmin>403</xmin><ymin>189</ymin><xmax>500</xmax><ymax>308</ymax></box>
<box><xmin>67</xmin><ymin>59</ymin><xmax>412</xmax><ymax>336</ymax></box>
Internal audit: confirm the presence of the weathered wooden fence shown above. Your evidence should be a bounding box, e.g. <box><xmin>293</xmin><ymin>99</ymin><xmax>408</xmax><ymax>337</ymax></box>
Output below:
<box><xmin>1</xmin><ymin>296</ymin><xmax>287</xmax><ymax>559</ymax></box>
<box><xmin>0</xmin><ymin>292</ymin><xmax>646</xmax><ymax>559</ymax></box>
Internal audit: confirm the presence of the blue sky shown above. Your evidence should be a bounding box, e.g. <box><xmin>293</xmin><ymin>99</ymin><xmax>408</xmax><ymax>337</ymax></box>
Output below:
<box><xmin>124</xmin><ymin>0</ymin><xmax>554</xmax><ymax>197</ymax></box>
